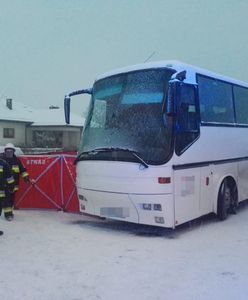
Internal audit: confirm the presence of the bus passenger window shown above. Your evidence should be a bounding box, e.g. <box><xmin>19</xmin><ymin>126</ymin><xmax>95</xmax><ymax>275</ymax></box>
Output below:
<box><xmin>197</xmin><ymin>75</ymin><xmax>234</xmax><ymax>124</ymax></box>
<box><xmin>234</xmin><ymin>85</ymin><xmax>248</xmax><ymax>124</ymax></box>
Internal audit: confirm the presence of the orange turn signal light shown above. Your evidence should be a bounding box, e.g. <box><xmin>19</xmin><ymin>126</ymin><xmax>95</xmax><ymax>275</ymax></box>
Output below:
<box><xmin>158</xmin><ymin>177</ymin><xmax>171</xmax><ymax>184</ymax></box>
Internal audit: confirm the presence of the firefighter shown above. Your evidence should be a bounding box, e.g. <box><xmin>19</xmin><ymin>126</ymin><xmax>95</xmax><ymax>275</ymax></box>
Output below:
<box><xmin>0</xmin><ymin>156</ymin><xmax>15</xmax><ymax>232</ymax></box>
<box><xmin>1</xmin><ymin>143</ymin><xmax>30</xmax><ymax>221</ymax></box>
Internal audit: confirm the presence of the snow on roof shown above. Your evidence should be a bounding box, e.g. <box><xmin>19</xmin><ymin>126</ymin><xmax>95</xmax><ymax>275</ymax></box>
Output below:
<box><xmin>0</xmin><ymin>98</ymin><xmax>33</xmax><ymax>123</ymax></box>
<box><xmin>96</xmin><ymin>60</ymin><xmax>180</xmax><ymax>80</ymax></box>
<box><xmin>0</xmin><ymin>99</ymin><xmax>84</xmax><ymax>127</ymax></box>
<box><xmin>96</xmin><ymin>60</ymin><xmax>248</xmax><ymax>87</ymax></box>
<box><xmin>31</xmin><ymin>107</ymin><xmax>84</xmax><ymax>127</ymax></box>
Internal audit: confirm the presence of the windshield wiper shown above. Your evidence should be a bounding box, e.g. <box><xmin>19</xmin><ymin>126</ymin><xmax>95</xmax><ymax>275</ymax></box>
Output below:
<box><xmin>74</xmin><ymin>150</ymin><xmax>99</xmax><ymax>164</ymax></box>
<box><xmin>95</xmin><ymin>147</ymin><xmax>149</xmax><ymax>168</ymax></box>
<box><xmin>75</xmin><ymin>147</ymin><xmax>149</xmax><ymax>168</ymax></box>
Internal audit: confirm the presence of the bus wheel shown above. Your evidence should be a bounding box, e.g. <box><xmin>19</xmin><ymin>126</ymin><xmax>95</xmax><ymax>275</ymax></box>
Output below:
<box><xmin>217</xmin><ymin>179</ymin><xmax>232</xmax><ymax>221</ymax></box>
<box><xmin>229</xmin><ymin>183</ymin><xmax>238</xmax><ymax>214</ymax></box>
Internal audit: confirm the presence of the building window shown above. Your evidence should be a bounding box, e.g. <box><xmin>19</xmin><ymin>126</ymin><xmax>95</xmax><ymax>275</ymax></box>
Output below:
<box><xmin>32</xmin><ymin>130</ymin><xmax>63</xmax><ymax>148</ymax></box>
<box><xmin>3</xmin><ymin>128</ymin><xmax>15</xmax><ymax>138</ymax></box>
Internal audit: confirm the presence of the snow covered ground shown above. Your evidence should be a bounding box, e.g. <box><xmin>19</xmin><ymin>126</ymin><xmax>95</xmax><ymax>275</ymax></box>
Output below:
<box><xmin>1</xmin><ymin>204</ymin><xmax>248</xmax><ymax>300</ymax></box>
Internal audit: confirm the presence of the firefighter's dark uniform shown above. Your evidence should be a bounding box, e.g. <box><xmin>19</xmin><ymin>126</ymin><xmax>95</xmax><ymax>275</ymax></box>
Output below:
<box><xmin>1</xmin><ymin>151</ymin><xmax>29</xmax><ymax>220</ymax></box>
<box><xmin>0</xmin><ymin>158</ymin><xmax>15</xmax><ymax>229</ymax></box>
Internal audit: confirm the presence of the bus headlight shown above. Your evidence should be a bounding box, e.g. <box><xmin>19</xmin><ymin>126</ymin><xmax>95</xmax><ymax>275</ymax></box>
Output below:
<box><xmin>142</xmin><ymin>203</ymin><xmax>162</xmax><ymax>211</ymax></box>
<box><xmin>153</xmin><ymin>204</ymin><xmax>162</xmax><ymax>211</ymax></box>
<box><xmin>155</xmin><ymin>216</ymin><xmax>165</xmax><ymax>224</ymax></box>
<box><xmin>142</xmin><ymin>203</ymin><xmax>152</xmax><ymax>210</ymax></box>
<box><xmin>79</xmin><ymin>194</ymin><xmax>87</xmax><ymax>202</ymax></box>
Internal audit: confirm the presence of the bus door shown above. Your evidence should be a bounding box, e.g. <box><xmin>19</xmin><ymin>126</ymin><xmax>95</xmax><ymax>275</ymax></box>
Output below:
<box><xmin>173</xmin><ymin>82</ymin><xmax>201</xmax><ymax>225</ymax></box>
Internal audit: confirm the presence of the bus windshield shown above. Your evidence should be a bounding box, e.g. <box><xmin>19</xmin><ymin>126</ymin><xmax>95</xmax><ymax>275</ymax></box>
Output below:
<box><xmin>78</xmin><ymin>68</ymin><xmax>175</xmax><ymax>165</ymax></box>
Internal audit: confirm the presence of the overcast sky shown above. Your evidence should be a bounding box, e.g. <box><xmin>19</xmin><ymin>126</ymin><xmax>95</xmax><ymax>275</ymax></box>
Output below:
<box><xmin>0</xmin><ymin>0</ymin><xmax>247</xmax><ymax>115</ymax></box>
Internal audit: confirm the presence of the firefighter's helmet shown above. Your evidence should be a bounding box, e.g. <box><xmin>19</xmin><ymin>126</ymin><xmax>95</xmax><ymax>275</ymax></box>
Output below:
<box><xmin>4</xmin><ymin>143</ymin><xmax>16</xmax><ymax>152</ymax></box>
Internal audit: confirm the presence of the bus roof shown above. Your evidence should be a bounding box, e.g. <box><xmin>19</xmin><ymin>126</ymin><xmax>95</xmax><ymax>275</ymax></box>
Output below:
<box><xmin>96</xmin><ymin>60</ymin><xmax>248</xmax><ymax>88</ymax></box>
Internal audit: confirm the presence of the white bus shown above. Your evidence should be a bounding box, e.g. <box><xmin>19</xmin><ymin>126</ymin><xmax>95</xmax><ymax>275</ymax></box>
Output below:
<box><xmin>64</xmin><ymin>60</ymin><xmax>248</xmax><ymax>228</ymax></box>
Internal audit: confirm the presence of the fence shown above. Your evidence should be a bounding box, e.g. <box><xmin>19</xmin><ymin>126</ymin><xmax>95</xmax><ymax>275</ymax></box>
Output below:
<box><xmin>15</xmin><ymin>155</ymin><xmax>79</xmax><ymax>213</ymax></box>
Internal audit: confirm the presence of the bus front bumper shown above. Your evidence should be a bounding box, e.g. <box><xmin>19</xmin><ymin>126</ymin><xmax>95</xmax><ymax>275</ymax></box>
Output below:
<box><xmin>78</xmin><ymin>188</ymin><xmax>175</xmax><ymax>228</ymax></box>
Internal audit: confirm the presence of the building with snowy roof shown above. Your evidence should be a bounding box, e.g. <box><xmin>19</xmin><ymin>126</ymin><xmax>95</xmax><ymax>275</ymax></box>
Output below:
<box><xmin>0</xmin><ymin>98</ymin><xmax>85</xmax><ymax>152</ymax></box>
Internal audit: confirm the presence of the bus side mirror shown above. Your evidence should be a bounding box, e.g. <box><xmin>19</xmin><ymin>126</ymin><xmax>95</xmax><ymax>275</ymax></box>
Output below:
<box><xmin>166</xmin><ymin>82</ymin><xmax>177</xmax><ymax>116</ymax></box>
<box><xmin>64</xmin><ymin>96</ymin><xmax>71</xmax><ymax>124</ymax></box>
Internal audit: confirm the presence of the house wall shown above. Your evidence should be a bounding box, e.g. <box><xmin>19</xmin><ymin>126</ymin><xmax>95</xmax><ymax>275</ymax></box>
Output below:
<box><xmin>0</xmin><ymin>121</ymin><xmax>27</xmax><ymax>147</ymax></box>
<box><xmin>62</xmin><ymin>129</ymin><xmax>82</xmax><ymax>151</ymax></box>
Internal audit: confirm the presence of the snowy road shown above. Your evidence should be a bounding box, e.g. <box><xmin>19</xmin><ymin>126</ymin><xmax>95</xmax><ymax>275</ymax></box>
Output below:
<box><xmin>1</xmin><ymin>204</ymin><xmax>248</xmax><ymax>300</ymax></box>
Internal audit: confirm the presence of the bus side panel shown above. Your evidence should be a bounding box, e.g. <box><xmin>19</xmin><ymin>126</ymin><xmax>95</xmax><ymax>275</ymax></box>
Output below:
<box><xmin>199</xmin><ymin>166</ymin><xmax>214</xmax><ymax>216</ymax></box>
<box><xmin>174</xmin><ymin>168</ymin><xmax>201</xmax><ymax>225</ymax></box>
<box><xmin>238</xmin><ymin>160</ymin><xmax>248</xmax><ymax>202</ymax></box>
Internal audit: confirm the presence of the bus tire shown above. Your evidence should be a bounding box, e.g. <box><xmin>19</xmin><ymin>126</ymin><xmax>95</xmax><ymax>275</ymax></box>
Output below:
<box><xmin>229</xmin><ymin>183</ymin><xmax>238</xmax><ymax>214</ymax></box>
<box><xmin>217</xmin><ymin>179</ymin><xmax>232</xmax><ymax>221</ymax></box>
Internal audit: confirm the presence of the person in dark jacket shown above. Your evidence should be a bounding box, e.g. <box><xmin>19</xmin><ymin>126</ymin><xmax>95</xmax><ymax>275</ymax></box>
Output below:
<box><xmin>0</xmin><ymin>156</ymin><xmax>15</xmax><ymax>231</ymax></box>
<box><xmin>1</xmin><ymin>143</ymin><xmax>30</xmax><ymax>221</ymax></box>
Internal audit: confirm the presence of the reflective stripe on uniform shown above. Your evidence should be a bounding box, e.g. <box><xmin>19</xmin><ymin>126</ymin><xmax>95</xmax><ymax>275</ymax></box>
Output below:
<box><xmin>7</xmin><ymin>176</ymin><xmax>15</xmax><ymax>184</ymax></box>
<box><xmin>13</xmin><ymin>186</ymin><xmax>19</xmax><ymax>192</ymax></box>
<box><xmin>0</xmin><ymin>190</ymin><xmax>5</xmax><ymax>197</ymax></box>
<box><xmin>12</xmin><ymin>165</ymin><xmax>20</xmax><ymax>173</ymax></box>
<box><xmin>22</xmin><ymin>172</ymin><xmax>29</xmax><ymax>178</ymax></box>
<box><xmin>0</xmin><ymin>166</ymin><xmax>3</xmax><ymax>172</ymax></box>
<box><xmin>3</xmin><ymin>207</ymin><xmax>13</xmax><ymax>213</ymax></box>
